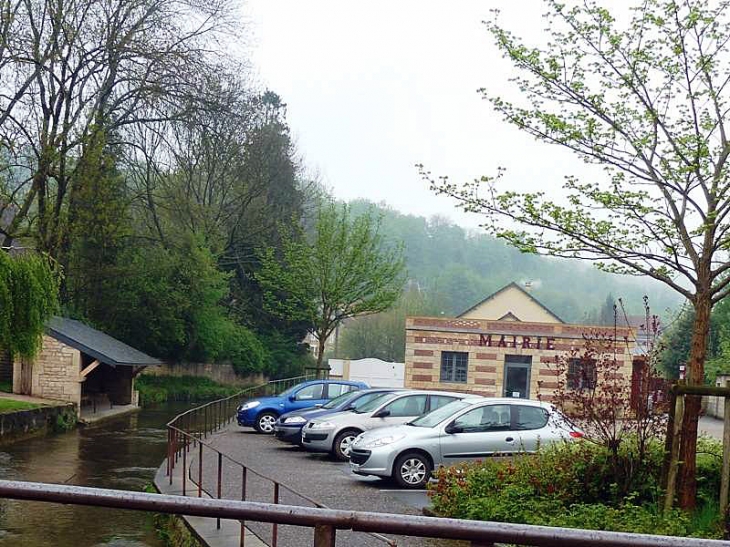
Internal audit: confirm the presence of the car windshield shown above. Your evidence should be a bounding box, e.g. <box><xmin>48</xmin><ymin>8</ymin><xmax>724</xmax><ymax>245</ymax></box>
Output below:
<box><xmin>322</xmin><ymin>391</ymin><xmax>358</xmax><ymax>409</ymax></box>
<box><xmin>408</xmin><ymin>400</ymin><xmax>474</xmax><ymax>427</ymax></box>
<box><xmin>277</xmin><ymin>385</ymin><xmax>298</xmax><ymax>397</ymax></box>
<box><xmin>353</xmin><ymin>392</ymin><xmax>400</xmax><ymax>414</ymax></box>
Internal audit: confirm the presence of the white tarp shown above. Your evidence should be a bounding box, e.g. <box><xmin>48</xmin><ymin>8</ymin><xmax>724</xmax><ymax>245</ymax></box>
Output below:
<box><xmin>328</xmin><ymin>358</ymin><xmax>405</xmax><ymax>388</ymax></box>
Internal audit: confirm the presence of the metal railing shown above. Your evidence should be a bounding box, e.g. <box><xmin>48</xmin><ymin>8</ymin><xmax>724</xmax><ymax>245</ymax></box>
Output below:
<box><xmin>0</xmin><ymin>480</ymin><xmax>728</xmax><ymax>547</ymax></box>
<box><xmin>165</xmin><ymin>375</ymin><xmax>393</xmax><ymax>546</ymax></box>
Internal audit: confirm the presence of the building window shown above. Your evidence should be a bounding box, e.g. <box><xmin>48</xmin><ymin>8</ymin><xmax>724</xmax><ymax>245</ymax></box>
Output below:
<box><xmin>568</xmin><ymin>358</ymin><xmax>597</xmax><ymax>390</ymax></box>
<box><xmin>441</xmin><ymin>351</ymin><xmax>468</xmax><ymax>383</ymax></box>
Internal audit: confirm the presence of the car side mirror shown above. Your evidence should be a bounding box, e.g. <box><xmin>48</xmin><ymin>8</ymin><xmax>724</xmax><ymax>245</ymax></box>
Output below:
<box><xmin>289</xmin><ymin>395</ymin><xmax>297</xmax><ymax>402</ymax></box>
<box><xmin>314</xmin><ymin>404</ymin><xmax>323</xmax><ymax>408</ymax></box>
<box><xmin>373</xmin><ymin>409</ymin><xmax>391</xmax><ymax>418</ymax></box>
<box><xmin>445</xmin><ymin>423</ymin><xmax>463</xmax><ymax>434</ymax></box>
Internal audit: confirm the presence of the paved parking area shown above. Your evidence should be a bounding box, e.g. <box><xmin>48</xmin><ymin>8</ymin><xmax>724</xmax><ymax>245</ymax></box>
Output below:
<box><xmin>193</xmin><ymin>423</ymin><xmax>465</xmax><ymax>547</ymax></box>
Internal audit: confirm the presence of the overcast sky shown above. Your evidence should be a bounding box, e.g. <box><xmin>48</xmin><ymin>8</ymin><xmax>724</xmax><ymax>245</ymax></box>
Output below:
<box><xmin>242</xmin><ymin>1</ymin><xmax>595</xmax><ymax>228</ymax></box>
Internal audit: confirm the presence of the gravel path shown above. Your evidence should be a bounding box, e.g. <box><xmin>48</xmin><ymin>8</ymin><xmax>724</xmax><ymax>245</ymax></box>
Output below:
<box><xmin>188</xmin><ymin>423</ymin><xmax>466</xmax><ymax>547</ymax></box>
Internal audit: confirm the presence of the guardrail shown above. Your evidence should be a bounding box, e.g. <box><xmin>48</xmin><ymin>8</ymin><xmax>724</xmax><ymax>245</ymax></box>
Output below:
<box><xmin>0</xmin><ymin>480</ymin><xmax>728</xmax><ymax>547</ymax></box>
<box><xmin>165</xmin><ymin>375</ymin><xmax>394</xmax><ymax>545</ymax></box>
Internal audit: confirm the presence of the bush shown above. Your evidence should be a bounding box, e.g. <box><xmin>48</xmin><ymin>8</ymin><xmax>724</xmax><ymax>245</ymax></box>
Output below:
<box><xmin>429</xmin><ymin>439</ymin><xmax>724</xmax><ymax>539</ymax></box>
<box><xmin>136</xmin><ymin>375</ymin><xmax>241</xmax><ymax>406</ymax></box>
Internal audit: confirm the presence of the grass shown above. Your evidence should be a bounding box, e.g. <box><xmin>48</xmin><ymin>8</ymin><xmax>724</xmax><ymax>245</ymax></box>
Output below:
<box><xmin>0</xmin><ymin>398</ymin><xmax>41</xmax><ymax>413</ymax></box>
<box><xmin>136</xmin><ymin>375</ymin><xmax>242</xmax><ymax>406</ymax></box>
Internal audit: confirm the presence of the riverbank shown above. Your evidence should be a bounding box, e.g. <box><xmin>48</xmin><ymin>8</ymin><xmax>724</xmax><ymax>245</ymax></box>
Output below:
<box><xmin>136</xmin><ymin>375</ymin><xmax>243</xmax><ymax>406</ymax></box>
<box><xmin>0</xmin><ymin>393</ymin><xmax>76</xmax><ymax>444</ymax></box>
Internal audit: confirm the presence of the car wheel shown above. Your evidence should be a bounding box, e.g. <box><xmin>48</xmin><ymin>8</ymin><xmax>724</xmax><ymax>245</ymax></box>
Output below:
<box><xmin>333</xmin><ymin>429</ymin><xmax>360</xmax><ymax>461</ymax></box>
<box><xmin>254</xmin><ymin>412</ymin><xmax>277</xmax><ymax>434</ymax></box>
<box><xmin>393</xmin><ymin>452</ymin><xmax>431</xmax><ymax>489</ymax></box>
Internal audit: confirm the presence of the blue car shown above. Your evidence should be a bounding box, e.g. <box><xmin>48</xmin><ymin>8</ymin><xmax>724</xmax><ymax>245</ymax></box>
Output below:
<box><xmin>273</xmin><ymin>388</ymin><xmax>401</xmax><ymax>444</ymax></box>
<box><xmin>237</xmin><ymin>379</ymin><xmax>369</xmax><ymax>433</ymax></box>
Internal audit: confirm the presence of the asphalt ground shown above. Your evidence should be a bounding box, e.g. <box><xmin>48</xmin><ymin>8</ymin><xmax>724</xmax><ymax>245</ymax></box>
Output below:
<box><xmin>190</xmin><ymin>422</ymin><xmax>467</xmax><ymax>547</ymax></box>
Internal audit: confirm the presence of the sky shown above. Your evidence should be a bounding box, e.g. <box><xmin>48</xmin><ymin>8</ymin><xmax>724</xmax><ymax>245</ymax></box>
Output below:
<box><xmin>241</xmin><ymin>0</ymin><xmax>588</xmax><ymax>228</ymax></box>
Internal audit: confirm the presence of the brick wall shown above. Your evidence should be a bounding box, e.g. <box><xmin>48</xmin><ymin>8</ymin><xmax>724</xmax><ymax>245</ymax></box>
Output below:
<box><xmin>404</xmin><ymin>316</ymin><xmax>635</xmax><ymax>400</ymax></box>
<box><xmin>13</xmin><ymin>335</ymin><xmax>81</xmax><ymax>406</ymax></box>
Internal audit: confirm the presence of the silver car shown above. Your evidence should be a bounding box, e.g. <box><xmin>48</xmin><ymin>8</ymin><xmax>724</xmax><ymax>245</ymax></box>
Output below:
<box><xmin>301</xmin><ymin>390</ymin><xmax>475</xmax><ymax>461</ymax></box>
<box><xmin>349</xmin><ymin>398</ymin><xmax>582</xmax><ymax>488</ymax></box>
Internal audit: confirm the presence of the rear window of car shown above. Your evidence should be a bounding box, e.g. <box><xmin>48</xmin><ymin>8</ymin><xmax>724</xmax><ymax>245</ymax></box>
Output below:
<box><xmin>514</xmin><ymin>405</ymin><xmax>549</xmax><ymax>430</ymax></box>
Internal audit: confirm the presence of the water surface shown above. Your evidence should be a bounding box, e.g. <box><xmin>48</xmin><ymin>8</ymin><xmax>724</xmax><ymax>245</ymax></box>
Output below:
<box><xmin>0</xmin><ymin>403</ymin><xmax>191</xmax><ymax>547</ymax></box>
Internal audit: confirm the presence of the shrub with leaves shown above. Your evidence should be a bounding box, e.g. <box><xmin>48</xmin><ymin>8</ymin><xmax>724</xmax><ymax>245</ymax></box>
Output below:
<box><xmin>429</xmin><ymin>439</ymin><xmax>723</xmax><ymax>538</ymax></box>
<box><xmin>0</xmin><ymin>251</ymin><xmax>59</xmax><ymax>358</ymax></box>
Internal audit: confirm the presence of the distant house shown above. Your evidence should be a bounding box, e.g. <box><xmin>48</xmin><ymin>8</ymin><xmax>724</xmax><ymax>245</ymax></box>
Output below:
<box><xmin>13</xmin><ymin>317</ymin><xmax>161</xmax><ymax>417</ymax></box>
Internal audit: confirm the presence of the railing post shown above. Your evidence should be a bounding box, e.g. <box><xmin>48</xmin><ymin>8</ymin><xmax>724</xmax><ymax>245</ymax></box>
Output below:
<box><xmin>198</xmin><ymin>441</ymin><xmax>203</xmax><ymax>498</ymax></box>
<box><xmin>313</xmin><ymin>524</ymin><xmax>336</xmax><ymax>546</ymax></box>
<box><xmin>240</xmin><ymin>467</ymin><xmax>247</xmax><ymax>547</ymax></box>
<box><xmin>217</xmin><ymin>452</ymin><xmax>223</xmax><ymax>529</ymax></box>
<box><xmin>272</xmin><ymin>482</ymin><xmax>279</xmax><ymax>547</ymax></box>
<box><xmin>182</xmin><ymin>437</ymin><xmax>187</xmax><ymax>496</ymax></box>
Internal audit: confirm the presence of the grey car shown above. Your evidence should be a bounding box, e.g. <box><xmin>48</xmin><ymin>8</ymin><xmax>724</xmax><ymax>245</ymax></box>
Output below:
<box><xmin>349</xmin><ymin>398</ymin><xmax>582</xmax><ymax>488</ymax></box>
<box><xmin>301</xmin><ymin>390</ymin><xmax>475</xmax><ymax>461</ymax></box>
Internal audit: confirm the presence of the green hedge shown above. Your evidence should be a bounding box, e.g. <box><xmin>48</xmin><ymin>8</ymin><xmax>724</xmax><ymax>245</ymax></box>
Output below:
<box><xmin>429</xmin><ymin>439</ymin><xmax>724</xmax><ymax>539</ymax></box>
<box><xmin>136</xmin><ymin>375</ymin><xmax>241</xmax><ymax>406</ymax></box>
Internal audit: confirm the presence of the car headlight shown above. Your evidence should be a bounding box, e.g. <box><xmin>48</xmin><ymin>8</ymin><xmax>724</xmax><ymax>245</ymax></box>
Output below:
<box><xmin>283</xmin><ymin>416</ymin><xmax>307</xmax><ymax>424</ymax></box>
<box><xmin>362</xmin><ymin>435</ymin><xmax>406</xmax><ymax>449</ymax></box>
<box><xmin>238</xmin><ymin>401</ymin><xmax>261</xmax><ymax>411</ymax></box>
<box><xmin>309</xmin><ymin>421</ymin><xmax>334</xmax><ymax>430</ymax></box>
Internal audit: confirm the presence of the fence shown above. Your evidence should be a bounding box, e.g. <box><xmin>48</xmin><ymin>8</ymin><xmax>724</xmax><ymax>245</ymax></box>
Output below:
<box><xmin>0</xmin><ymin>480</ymin><xmax>728</xmax><ymax>547</ymax></box>
<box><xmin>165</xmin><ymin>375</ymin><xmax>393</xmax><ymax>546</ymax></box>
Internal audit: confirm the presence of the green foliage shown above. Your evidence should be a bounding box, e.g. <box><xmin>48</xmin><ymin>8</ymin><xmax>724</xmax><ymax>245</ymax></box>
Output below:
<box><xmin>52</xmin><ymin>409</ymin><xmax>78</xmax><ymax>432</ymax></box>
<box><xmin>339</xmin><ymin>285</ymin><xmax>438</xmax><ymax>362</ymax></box>
<box><xmin>348</xmin><ymin>200</ymin><xmax>680</xmax><ymax>322</ymax></box>
<box><xmin>257</xmin><ymin>202</ymin><xmax>406</xmax><ymax>366</ymax></box>
<box><xmin>429</xmin><ymin>439</ymin><xmax>724</xmax><ymax>538</ymax></box>
<box><xmin>0</xmin><ymin>252</ymin><xmax>59</xmax><ymax>359</ymax></box>
<box><xmin>135</xmin><ymin>375</ymin><xmax>241</xmax><ymax>406</ymax></box>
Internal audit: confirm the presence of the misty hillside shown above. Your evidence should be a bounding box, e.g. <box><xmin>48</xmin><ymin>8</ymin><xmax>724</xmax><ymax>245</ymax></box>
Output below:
<box><xmin>349</xmin><ymin>199</ymin><xmax>683</xmax><ymax>323</ymax></box>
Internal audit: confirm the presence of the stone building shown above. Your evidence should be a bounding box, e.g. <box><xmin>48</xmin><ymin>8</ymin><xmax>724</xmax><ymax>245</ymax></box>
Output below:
<box><xmin>13</xmin><ymin>317</ymin><xmax>161</xmax><ymax>416</ymax></box>
<box><xmin>404</xmin><ymin>282</ymin><xmax>636</xmax><ymax>400</ymax></box>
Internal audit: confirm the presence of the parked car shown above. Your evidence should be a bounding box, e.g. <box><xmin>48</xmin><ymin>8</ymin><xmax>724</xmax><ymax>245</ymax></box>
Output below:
<box><xmin>349</xmin><ymin>398</ymin><xmax>583</xmax><ymax>489</ymax></box>
<box><xmin>301</xmin><ymin>390</ymin><xmax>475</xmax><ymax>461</ymax></box>
<box><xmin>237</xmin><ymin>380</ymin><xmax>369</xmax><ymax>433</ymax></box>
<box><xmin>274</xmin><ymin>388</ymin><xmax>402</xmax><ymax>444</ymax></box>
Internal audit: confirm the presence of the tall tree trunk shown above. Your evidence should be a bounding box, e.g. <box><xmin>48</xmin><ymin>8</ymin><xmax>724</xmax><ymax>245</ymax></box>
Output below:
<box><xmin>317</xmin><ymin>334</ymin><xmax>327</xmax><ymax>379</ymax></box>
<box><xmin>677</xmin><ymin>290</ymin><xmax>712</xmax><ymax>509</ymax></box>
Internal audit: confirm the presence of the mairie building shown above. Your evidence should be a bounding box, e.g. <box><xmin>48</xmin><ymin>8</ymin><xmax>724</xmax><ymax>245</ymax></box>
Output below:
<box><xmin>404</xmin><ymin>282</ymin><xmax>637</xmax><ymax>401</ymax></box>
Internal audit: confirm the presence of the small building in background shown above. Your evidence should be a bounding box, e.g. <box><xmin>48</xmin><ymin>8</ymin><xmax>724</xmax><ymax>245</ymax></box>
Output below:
<box><xmin>328</xmin><ymin>358</ymin><xmax>405</xmax><ymax>388</ymax></box>
<box><xmin>404</xmin><ymin>282</ymin><xmax>636</xmax><ymax>400</ymax></box>
<box><xmin>13</xmin><ymin>317</ymin><xmax>161</xmax><ymax>420</ymax></box>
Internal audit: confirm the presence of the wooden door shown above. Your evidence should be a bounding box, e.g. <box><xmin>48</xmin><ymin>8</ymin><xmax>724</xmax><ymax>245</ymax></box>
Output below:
<box><xmin>20</xmin><ymin>360</ymin><xmax>32</xmax><ymax>395</ymax></box>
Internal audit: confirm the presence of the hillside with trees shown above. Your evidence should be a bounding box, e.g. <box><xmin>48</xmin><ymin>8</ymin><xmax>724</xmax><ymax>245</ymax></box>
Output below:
<box><xmin>338</xmin><ymin>200</ymin><xmax>682</xmax><ymax>362</ymax></box>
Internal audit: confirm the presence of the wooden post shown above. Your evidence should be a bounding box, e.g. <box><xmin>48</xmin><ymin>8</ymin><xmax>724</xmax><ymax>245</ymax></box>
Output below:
<box><xmin>661</xmin><ymin>384</ymin><xmax>678</xmax><ymax>490</ymax></box>
<box><xmin>665</xmin><ymin>390</ymin><xmax>685</xmax><ymax>513</ymax></box>
<box><xmin>720</xmin><ymin>381</ymin><xmax>730</xmax><ymax>518</ymax></box>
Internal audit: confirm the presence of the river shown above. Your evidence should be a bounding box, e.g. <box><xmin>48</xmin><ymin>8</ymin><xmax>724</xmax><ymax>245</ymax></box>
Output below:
<box><xmin>0</xmin><ymin>402</ymin><xmax>191</xmax><ymax>547</ymax></box>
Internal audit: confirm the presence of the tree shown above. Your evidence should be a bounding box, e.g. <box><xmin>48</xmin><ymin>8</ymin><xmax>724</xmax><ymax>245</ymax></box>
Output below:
<box><xmin>425</xmin><ymin>0</ymin><xmax>730</xmax><ymax>509</ymax></box>
<box><xmin>339</xmin><ymin>285</ymin><xmax>435</xmax><ymax>362</ymax></box>
<box><xmin>256</xmin><ymin>202</ymin><xmax>407</xmax><ymax>372</ymax></box>
<box><xmin>0</xmin><ymin>251</ymin><xmax>59</xmax><ymax>359</ymax></box>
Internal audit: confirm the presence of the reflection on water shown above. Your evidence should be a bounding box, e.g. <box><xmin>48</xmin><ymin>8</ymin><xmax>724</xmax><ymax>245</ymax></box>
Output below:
<box><xmin>0</xmin><ymin>403</ymin><xmax>193</xmax><ymax>547</ymax></box>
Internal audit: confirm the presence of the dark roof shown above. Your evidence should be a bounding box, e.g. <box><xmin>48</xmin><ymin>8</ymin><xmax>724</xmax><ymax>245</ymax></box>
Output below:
<box><xmin>46</xmin><ymin>317</ymin><xmax>161</xmax><ymax>367</ymax></box>
<box><xmin>457</xmin><ymin>282</ymin><xmax>565</xmax><ymax>323</ymax></box>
